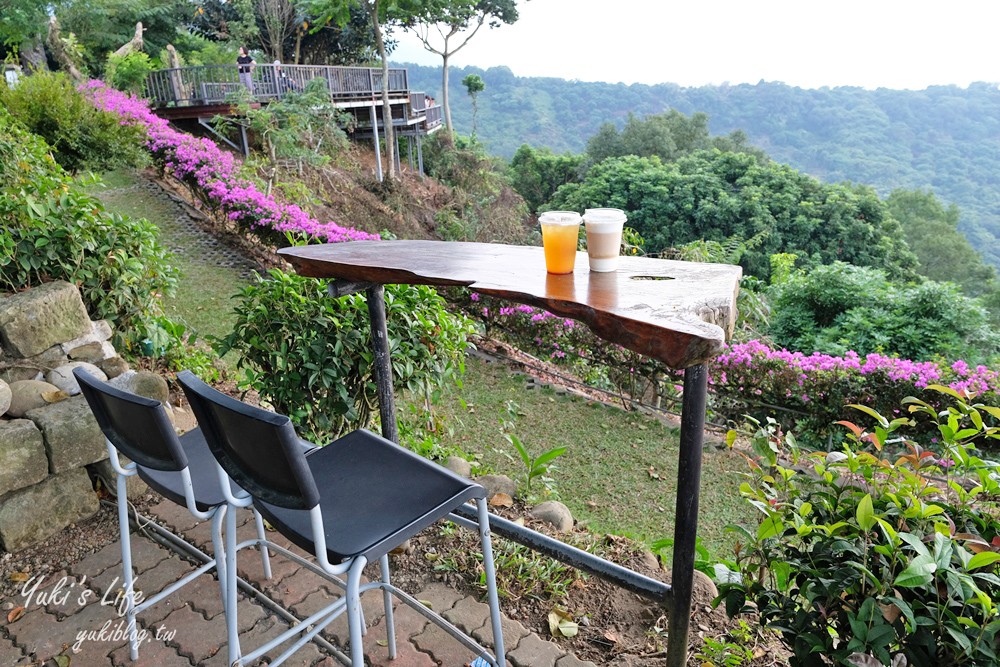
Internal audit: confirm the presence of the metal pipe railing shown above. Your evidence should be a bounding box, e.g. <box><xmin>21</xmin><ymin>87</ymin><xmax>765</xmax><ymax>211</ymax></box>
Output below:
<box><xmin>143</xmin><ymin>64</ymin><xmax>410</xmax><ymax>107</ymax></box>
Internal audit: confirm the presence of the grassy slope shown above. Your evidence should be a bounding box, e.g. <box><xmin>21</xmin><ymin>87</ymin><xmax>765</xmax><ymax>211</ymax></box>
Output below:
<box><xmin>89</xmin><ymin>171</ymin><xmax>249</xmax><ymax>343</ymax></box>
<box><xmin>422</xmin><ymin>355</ymin><xmax>752</xmax><ymax>557</ymax></box>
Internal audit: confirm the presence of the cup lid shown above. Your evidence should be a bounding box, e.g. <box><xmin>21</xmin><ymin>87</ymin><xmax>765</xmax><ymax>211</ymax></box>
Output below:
<box><xmin>583</xmin><ymin>208</ymin><xmax>627</xmax><ymax>223</ymax></box>
<box><xmin>538</xmin><ymin>211</ymin><xmax>581</xmax><ymax>225</ymax></box>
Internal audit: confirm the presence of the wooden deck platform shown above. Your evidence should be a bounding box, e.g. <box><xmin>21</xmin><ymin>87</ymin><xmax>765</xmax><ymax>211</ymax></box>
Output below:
<box><xmin>143</xmin><ymin>63</ymin><xmax>442</xmax><ymax>135</ymax></box>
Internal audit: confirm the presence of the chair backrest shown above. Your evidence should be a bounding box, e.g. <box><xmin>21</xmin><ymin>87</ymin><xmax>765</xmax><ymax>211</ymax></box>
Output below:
<box><xmin>176</xmin><ymin>370</ymin><xmax>320</xmax><ymax>510</ymax></box>
<box><xmin>74</xmin><ymin>368</ymin><xmax>188</xmax><ymax>472</ymax></box>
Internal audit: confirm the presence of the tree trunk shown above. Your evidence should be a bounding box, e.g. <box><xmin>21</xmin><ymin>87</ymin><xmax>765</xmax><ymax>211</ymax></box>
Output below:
<box><xmin>19</xmin><ymin>36</ymin><xmax>48</xmax><ymax>73</ymax></box>
<box><xmin>293</xmin><ymin>29</ymin><xmax>303</xmax><ymax>64</ymax></box>
<box><xmin>112</xmin><ymin>22</ymin><xmax>144</xmax><ymax>58</ymax></box>
<box><xmin>165</xmin><ymin>44</ymin><xmax>185</xmax><ymax>100</ymax></box>
<box><xmin>369</xmin><ymin>2</ymin><xmax>397</xmax><ymax>180</ymax></box>
<box><xmin>46</xmin><ymin>16</ymin><xmax>84</xmax><ymax>82</ymax></box>
<box><xmin>442</xmin><ymin>52</ymin><xmax>452</xmax><ymax>133</ymax></box>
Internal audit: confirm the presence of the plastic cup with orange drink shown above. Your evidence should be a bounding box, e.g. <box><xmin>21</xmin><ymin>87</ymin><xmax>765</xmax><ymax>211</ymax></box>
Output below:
<box><xmin>538</xmin><ymin>211</ymin><xmax>581</xmax><ymax>274</ymax></box>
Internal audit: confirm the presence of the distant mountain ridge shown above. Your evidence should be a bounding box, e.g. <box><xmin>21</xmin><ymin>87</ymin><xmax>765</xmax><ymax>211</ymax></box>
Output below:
<box><xmin>402</xmin><ymin>63</ymin><xmax>1000</xmax><ymax>267</ymax></box>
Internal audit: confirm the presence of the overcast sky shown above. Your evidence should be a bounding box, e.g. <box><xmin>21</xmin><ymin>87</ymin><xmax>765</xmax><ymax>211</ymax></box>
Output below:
<box><xmin>390</xmin><ymin>0</ymin><xmax>1000</xmax><ymax>90</ymax></box>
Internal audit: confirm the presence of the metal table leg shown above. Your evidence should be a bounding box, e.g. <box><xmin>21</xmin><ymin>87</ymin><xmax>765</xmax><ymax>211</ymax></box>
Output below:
<box><xmin>666</xmin><ymin>363</ymin><xmax>708</xmax><ymax>667</ymax></box>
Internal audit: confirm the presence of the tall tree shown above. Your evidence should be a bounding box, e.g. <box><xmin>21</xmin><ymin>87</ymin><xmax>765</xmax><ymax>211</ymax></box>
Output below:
<box><xmin>404</xmin><ymin>0</ymin><xmax>517</xmax><ymax>133</ymax></box>
<box><xmin>304</xmin><ymin>0</ymin><xmax>408</xmax><ymax>179</ymax></box>
<box><xmin>886</xmin><ymin>188</ymin><xmax>997</xmax><ymax>297</ymax></box>
<box><xmin>461</xmin><ymin>72</ymin><xmax>483</xmax><ymax>139</ymax></box>
<box><xmin>257</xmin><ymin>0</ymin><xmax>298</xmax><ymax>61</ymax></box>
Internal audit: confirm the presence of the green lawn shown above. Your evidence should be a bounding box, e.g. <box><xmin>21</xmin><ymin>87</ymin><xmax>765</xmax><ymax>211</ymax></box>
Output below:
<box><xmin>418</xmin><ymin>355</ymin><xmax>753</xmax><ymax>558</ymax></box>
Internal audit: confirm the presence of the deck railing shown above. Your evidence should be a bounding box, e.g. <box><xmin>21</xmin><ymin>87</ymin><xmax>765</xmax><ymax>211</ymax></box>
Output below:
<box><xmin>144</xmin><ymin>64</ymin><xmax>409</xmax><ymax>107</ymax></box>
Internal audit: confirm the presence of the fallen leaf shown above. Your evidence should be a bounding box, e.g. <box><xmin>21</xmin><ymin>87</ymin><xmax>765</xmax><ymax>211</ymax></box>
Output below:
<box><xmin>8</xmin><ymin>572</ymin><xmax>28</xmax><ymax>583</ymax></box>
<box><xmin>879</xmin><ymin>601</ymin><xmax>901</xmax><ymax>624</ymax></box>
<box><xmin>42</xmin><ymin>390</ymin><xmax>69</xmax><ymax>403</ymax></box>
<box><xmin>7</xmin><ymin>606</ymin><xmax>26</xmax><ymax>623</ymax></box>
<box><xmin>53</xmin><ymin>656</ymin><xmax>71</xmax><ymax>667</ymax></box>
<box><xmin>603</xmin><ymin>630</ymin><xmax>620</xmax><ymax>643</ymax></box>
<box><xmin>489</xmin><ymin>493</ymin><xmax>513</xmax><ymax>508</ymax></box>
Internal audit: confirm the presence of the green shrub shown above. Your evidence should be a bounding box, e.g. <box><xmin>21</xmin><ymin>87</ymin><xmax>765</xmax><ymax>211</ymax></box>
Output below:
<box><xmin>217</xmin><ymin>270</ymin><xmax>477</xmax><ymax>443</ymax></box>
<box><xmin>0</xmin><ymin>107</ymin><xmax>177</xmax><ymax>350</ymax></box>
<box><xmin>719</xmin><ymin>389</ymin><xmax>1000</xmax><ymax>666</ymax></box>
<box><xmin>105</xmin><ymin>52</ymin><xmax>155</xmax><ymax>95</ymax></box>
<box><xmin>0</xmin><ymin>70</ymin><xmax>147</xmax><ymax>173</ymax></box>
<box><xmin>422</xmin><ymin>133</ymin><xmax>531</xmax><ymax>244</ymax></box>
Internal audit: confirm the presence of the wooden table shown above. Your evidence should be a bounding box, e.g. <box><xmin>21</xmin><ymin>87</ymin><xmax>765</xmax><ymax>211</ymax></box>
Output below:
<box><xmin>279</xmin><ymin>240</ymin><xmax>742</xmax><ymax>666</ymax></box>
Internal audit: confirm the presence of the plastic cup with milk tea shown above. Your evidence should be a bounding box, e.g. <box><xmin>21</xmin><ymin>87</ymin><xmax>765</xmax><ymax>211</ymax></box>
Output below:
<box><xmin>583</xmin><ymin>208</ymin><xmax>627</xmax><ymax>272</ymax></box>
<box><xmin>538</xmin><ymin>211</ymin><xmax>582</xmax><ymax>274</ymax></box>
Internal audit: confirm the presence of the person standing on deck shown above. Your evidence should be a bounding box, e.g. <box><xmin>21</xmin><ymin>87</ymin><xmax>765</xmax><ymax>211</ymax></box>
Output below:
<box><xmin>237</xmin><ymin>46</ymin><xmax>256</xmax><ymax>95</ymax></box>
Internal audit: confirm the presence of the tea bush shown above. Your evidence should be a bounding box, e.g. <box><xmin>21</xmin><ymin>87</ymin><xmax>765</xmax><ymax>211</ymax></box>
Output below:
<box><xmin>0</xmin><ymin>71</ymin><xmax>147</xmax><ymax>173</ymax></box>
<box><xmin>0</xmin><ymin>107</ymin><xmax>177</xmax><ymax>350</ymax></box>
<box><xmin>719</xmin><ymin>388</ymin><xmax>1000</xmax><ymax>666</ymax></box>
<box><xmin>217</xmin><ymin>270</ymin><xmax>476</xmax><ymax>443</ymax></box>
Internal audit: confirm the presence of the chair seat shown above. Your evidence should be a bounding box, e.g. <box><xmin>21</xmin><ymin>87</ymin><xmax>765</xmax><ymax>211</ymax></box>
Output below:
<box><xmin>254</xmin><ymin>430</ymin><xmax>485</xmax><ymax>564</ymax></box>
<box><xmin>138</xmin><ymin>428</ymin><xmax>228</xmax><ymax>512</ymax></box>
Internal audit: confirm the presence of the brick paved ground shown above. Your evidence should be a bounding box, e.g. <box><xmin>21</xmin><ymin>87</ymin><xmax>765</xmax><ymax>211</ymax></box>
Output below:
<box><xmin>2</xmin><ymin>498</ymin><xmax>596</xmax><ymax>667</ymax></box>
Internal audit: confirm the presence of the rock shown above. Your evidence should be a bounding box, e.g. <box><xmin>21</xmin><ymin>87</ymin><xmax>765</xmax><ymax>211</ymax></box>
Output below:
<box><xmin>640</xmin><ymin>550</ymin><xmax>661</xmax><ymax>572</ymax></box>
<box><xmin>476</xmin><ymin>474</ymin><xmax>517</xmax><ymax>501</ymax></box>
<box><xmin>46</xmin><ymin>361</ymin><xmax>107</xmax><ymax>396</ymax></box>
<box><xmin>87</xmin><ymin>455</ymin><xmax>148</xmax><ymax>500</ymax></box>
<box><xmin>0</xmin><ymin>281</ymin><xmax>92</xmax><ymax>358</ymax></box>
<box><xmin>96</xmin><ymin>356</ymin><xmax>129</xmax><ymax>379</ymax></box>
<box><xmin>25</xmin><ymin>395</ymin><xmax>107</xmax><ymax>473</ymax></box>
<box><xmin>60</xmin><ymin>319</ymin><xmax>114</xmax><ymax>353</ymax></box>
<box><xmin>0</xmin><ymin>379</ymin><xmax>10</xmax><ymax>416</ymax></box>
<box><xmin>528</xmin><ymin>500</ymin><xmax>574</xmax><ymax>532</ymax></box>
<box><xmin>7</xmin><ymin>380</ymin><xmax>63</xmax><ymax>418</ymax></box>
<box><xmin>0</xmin><ymin>419</ymin><xmax>48</xmax><ymax>496</ymax></box>
<box><xmin>0</xmin><ymin>346</ymin><xmax>68</xmax><ymax>385</ymax></box>
<box><xmin>67</xmin><ymin>341</ymin><xmax>116</xmax><ymax>364</ymax></box>
<box><xmin>691</xmin><ymin>569</ymin><xmax>719</xmax><ymax>601</ymax></box>
<box><xmin>0</xmin><ymin>467</ymin><xmax>99</xmax><ymax>552</ymax></box>
<box><xmin>445</xmin><ymin>455</ymin><xmax>472</xmax><ymax>478</ymax></box>
<box><xmin>109</xmin><ymin>370</ymin><xmax>169</xmax><ymax>403</ymax></box>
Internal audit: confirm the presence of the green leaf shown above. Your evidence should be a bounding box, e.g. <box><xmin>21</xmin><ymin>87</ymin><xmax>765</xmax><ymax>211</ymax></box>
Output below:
<box><xmin>848</xmin><ymin>403</ymin><xmax>889</xmax><ymax>428</ymax></box>
<box><xmin>967</xmin><ymin>552</ymin><xmax>1000</xmax><ymax>571</ymax></box>
<box><xmin>757</xmin><ymin>515</ymin><xmax>785</xmax><ymax>541</ymax></box>
<box><xmin>856</xmin><ymin>494</ymin><xmax>876</xmax><ymax>531</ymax></box>
<box><xmin>894</xmin><ymin>553</ymin><xmax>937</xmax><ymax>588</ymax></box>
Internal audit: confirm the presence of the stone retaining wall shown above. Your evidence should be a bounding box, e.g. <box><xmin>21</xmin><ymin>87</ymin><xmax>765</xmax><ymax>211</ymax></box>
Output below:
<box><xmin>0</xmin><ymin>281</ymin><xmax>158</xmax><ymax>552</ymax></box>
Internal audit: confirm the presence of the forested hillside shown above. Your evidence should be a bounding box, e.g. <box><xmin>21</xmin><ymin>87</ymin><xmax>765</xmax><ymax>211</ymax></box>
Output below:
<box><xmin>403</xmin><ymin>63</ymin><xmax>1000</xmax><ymax>267</ymax></box>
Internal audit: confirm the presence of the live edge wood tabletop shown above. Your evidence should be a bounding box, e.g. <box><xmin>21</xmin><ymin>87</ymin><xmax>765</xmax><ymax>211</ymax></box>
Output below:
<box><xmin>277</xmin><ymin>240</ymin><xmax>742</xmax><ymax>370</ymax></box>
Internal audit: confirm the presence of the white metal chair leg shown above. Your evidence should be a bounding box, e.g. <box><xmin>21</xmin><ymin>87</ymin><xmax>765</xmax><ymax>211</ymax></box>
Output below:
<box><xmin>210</xmin><ymin>506</ymin><xmax>228</xmax><ymax>613</ymax></box>
<box><xmin>225</xmin><ymin>504</ymin><xmax>242</xmax><ymax>666</ymax></box>
<box><xmin>347</xmin><ymin>558</ymin><xmax>367</xmax><ymax>666</ymax></box>
<box><xmin>478</xmin><ymin>498</ymin><xmax>506</xmax><ymax>666</ymax></box>
<box><xmin>252</xmin><ymin>508</ymin><xmax>272</xmax><ymax>579</ymax></box>
<box><xmin>116</xmin><ymin>471</ymin><xmax>141</xmax><ymax>661</ymax></box>
<box><xmin>379</xmin><ymin>553</ymin><xmax>397</xmax><ymax>659</ymax></box>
